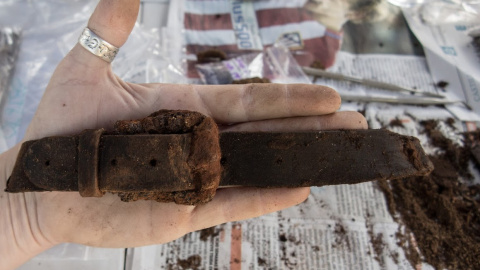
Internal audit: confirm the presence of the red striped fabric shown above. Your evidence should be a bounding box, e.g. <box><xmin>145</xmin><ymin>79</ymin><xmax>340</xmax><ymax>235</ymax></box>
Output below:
<box><xmin>184</xmin><ymin>13</ymin><xmax>233</xmax><ymax>31</ymax></box>
<box><xmin>301</xmin><ymin>34</ymin><xmax>341</xmax><ymax>67</ymax></box>
<box><xmin>255</xmin><ymin>8</ymin><xmax>314</xmax><ymax>28</ymax></box>
<box><xmin>184</xmin><ymin>8</ymin><xmax>316</xmax><ymax>34</ymax></box>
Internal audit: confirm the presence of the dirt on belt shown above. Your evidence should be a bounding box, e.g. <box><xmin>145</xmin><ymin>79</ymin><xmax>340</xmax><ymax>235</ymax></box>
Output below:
<box><xmin>378</xmin><ymin>120</ymin><xmax>480</xmax><ymax>270</ymax></box>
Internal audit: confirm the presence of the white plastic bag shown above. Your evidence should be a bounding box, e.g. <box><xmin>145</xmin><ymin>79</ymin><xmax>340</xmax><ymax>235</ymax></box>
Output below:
<box><xmin>392</xmin><ymin>0</ymin><xmax>480</xmax><ymax>24</ymax></box>
<box><xmin>420</xmin><ymin>0</ymin><xmax>480</xmax><ymax>25</ymax></box>
<box><xmin>196</xmin><ymin>43</ymin><xmax>310</xmax><ymax>85</ymax></box>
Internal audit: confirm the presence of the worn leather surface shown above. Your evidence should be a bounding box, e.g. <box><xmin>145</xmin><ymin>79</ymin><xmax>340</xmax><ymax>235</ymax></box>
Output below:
<box><xmin>219</xmin><ymin>130</ymin><xmax>433</xmax><ymax>187</ymax></box>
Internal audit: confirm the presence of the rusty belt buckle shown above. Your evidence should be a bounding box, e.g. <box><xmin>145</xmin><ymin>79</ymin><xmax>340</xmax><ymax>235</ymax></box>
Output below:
<box><xmin>6</xmin><ymin>110</ymin><xmax>221</xmax><ymax>205</ymax></box>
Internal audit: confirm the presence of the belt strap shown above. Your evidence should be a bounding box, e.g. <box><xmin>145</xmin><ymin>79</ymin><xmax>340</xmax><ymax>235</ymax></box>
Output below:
<box><xmin>6</xmin><ymin>110</ymin><xmax>433</xmax><ymax>205</ymax></box>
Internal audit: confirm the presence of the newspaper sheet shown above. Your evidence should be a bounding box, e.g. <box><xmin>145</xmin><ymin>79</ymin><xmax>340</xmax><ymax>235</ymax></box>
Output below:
<box><xmin>128</xmin><ymin>184</ymin><xmax>413</xmax><ymax>270</ymax></box>
<box><xmin>319</xmin><ymin>51</ymin><xmax>480</xmax><ymax>120</ymax></box>
<box><xmin>128</xmin><ymin>53</ymin><xmax>463</xmax><ymax>270</ymax></box>
<box><xmin>127</xmin><ymin>49</ymin><xmax>480</xmax><ymax>269</ymax></box>
<box><xmin>402</xmin><ymin>8</ymin><xmax>480</xmax><ymax>120</ymax></box>
<box><xmin>320</xmin><ymin>52</ymin><xmax>441</xmax><ymax>98</ymax></box>
<box><xmin>128</xmin><ymin>100</ymin><xmax>469</xmax><ymax>270</ymax></box>
<box><xmin>316</xmin><ymin>51</ymin><xmax>480</xmax><ymax>122</ymax></box>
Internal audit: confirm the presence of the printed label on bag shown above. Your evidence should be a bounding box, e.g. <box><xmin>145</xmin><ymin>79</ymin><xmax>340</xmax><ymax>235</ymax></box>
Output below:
<box><xmin>230</xmin><ymin>0</ymin><xmax>263</xmax><ymax>50</ymax></box>
<box><xmin>223</xmin><ymin>58</ymin><xmax>249</xmax><ymax>80</ymax></box>
<box><xmin>277</xmin><ymin>32</ymin><xmax>304</xmax><ymax>50</ymax></box>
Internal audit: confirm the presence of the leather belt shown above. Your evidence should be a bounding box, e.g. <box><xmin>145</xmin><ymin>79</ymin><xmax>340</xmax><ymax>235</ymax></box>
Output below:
<box><xmin>6</xmin><ymin>110</ymin><xmax>433</xmax><ymax>205</ymax></box>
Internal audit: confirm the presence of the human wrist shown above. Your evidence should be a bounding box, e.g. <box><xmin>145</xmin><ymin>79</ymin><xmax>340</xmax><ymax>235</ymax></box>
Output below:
<box><xmin>0</xmin><ymin>144</ymin><xmax>56</xmax><ymax>270</ymax></box>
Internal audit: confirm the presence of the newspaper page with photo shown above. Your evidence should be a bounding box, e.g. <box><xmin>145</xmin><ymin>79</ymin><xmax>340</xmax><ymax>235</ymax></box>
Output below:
<box><xmin>325</xmin><ymin>51</ymin><xmax>480</xmax><ymax>121</ymax></box>
<box><xmin>401</xmin><ymin>8</ymin><xmax>480</xmax><ymax>118</ymax></box>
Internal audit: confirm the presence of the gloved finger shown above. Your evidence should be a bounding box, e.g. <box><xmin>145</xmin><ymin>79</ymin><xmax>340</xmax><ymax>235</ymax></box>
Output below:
<box><xmin>66</xmin><ymin>0</ymin><xmax>140</xmax><ymax>68</ymax></box>
<box><xmin>189</xmin><ymin>187</ymin><xmax>310</xmax><ymax>232</ymax></box>
<box><xmin>140</xmin><ymin>83</ymin><xmax>341</xmax><ymax>124</ymax></box>
<box><xmin>219</xmin><ymin>111</ymin><xmax>368</xmax><ymax>132</ymax></box>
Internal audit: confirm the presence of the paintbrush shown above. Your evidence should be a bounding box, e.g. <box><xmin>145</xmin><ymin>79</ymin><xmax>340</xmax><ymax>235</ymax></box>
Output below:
<box><xmin>302</xmin><ymin>66</ymin><xmax>445</xmax><ymax>98</ymax></box>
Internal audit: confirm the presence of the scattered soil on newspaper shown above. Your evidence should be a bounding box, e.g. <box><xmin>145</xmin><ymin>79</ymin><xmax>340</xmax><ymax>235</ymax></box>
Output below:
<box><xmin>378</xmin><ymin>120</ymin><xmax>480</xmax><ymax>270</ymax></box>
<box><xmin>332</xmin><ymin>221</ymin><xmax>351</xmax><ymax>250</ymax></box>
<box><xmin>257</xmin><ymin>257</ymin><xmax>267</xmax><ymax>267</ymax></box>
<box><xmin>176</xmin><ymin>255</ymin><xmax>202</xmax><ymax>270</ymax></box>
<box><xmin>389</xmin><ymin>118</ymin><xmax>404</xmax><ymax>128</ymax></box>
<box><xmin>365</xmin><ymin>215</ymin><xmax>400</xmax><ymax>268</ymax></box>
<box><xmin>435</xmin><ymin>80</ymin><xmax>449</xmax><ymax>88</ymax></box>
<box><xmin>199</xmin><ymin>226</ymin><xmax>219</xmax><ymax>241</ymax></box>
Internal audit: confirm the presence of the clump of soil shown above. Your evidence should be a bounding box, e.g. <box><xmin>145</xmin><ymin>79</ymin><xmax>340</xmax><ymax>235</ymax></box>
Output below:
<box><xmin>257</xmin><ymin>257</ymin><xmax>267</xmax><ymax>267</ymax></box>
<box><xmin>310</xmin><ymin>60</ymin><xmax>325</xmax><ymax>70</ymax></box>
<box><xmin>464</xmin><ymin>128</ymin><xmax>480</xmax><ymax>171</ymax></box>
<box><xmin>367</xmin><ymin>228</ymin><xmax>386</xmax><ymax>268</ymax></box>
<box><xmin>436</xmin><ymin>81</ymin><xmax>449</xmax><ymax>88</ymax></box>
<box><xmin>279</xmin><ymin>233</ymin><xmax>288</xmax><ymax>242</ymax></box>
<box><xmin>231</xmin><ymin>77</ymin><xmax>271</xmax><ymax>84</ymax></box>
<box><xmin>389</xmin><ymin>118</ymin><xmax>404</xmax><ymax>128</ymax></box>
<box><xmin>199</xmin><ymin>226</ymin><xmax>219</xmax><ymax>241</ymax></box>
<box><xmin>420</xmin><ymin>120</ymin><xmax>471</xmax><ymax>179</ymax></box>
<box><xmin>378</xmin><ymin>120</ymin><xmax>480</xmax><ymax>270</ymax></box>
<box><xmin>332</xmin><ymin>221</ymin><xmax>350</xmax><ymax>250</ymax></box>
<box><xmin>196</xmin><ymin>49</ymin><xmax>227</xmax><ymax>63</ymax></box>
<box><xmin>445</xmin><ymin>117</ymin><xmax>455</xmax><ymax>129</ymax></box>
<box><xmin>177</xmin><ymin>255</ymin><xmax>202</xmax><ymax>270</ymax></box>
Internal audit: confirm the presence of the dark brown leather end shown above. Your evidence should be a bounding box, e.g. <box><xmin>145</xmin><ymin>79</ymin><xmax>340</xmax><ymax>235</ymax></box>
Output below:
<box><xmin>24</xmin><ymin>137</ymin><xmax>78</xmax><ymax>191</ymax></box>
<box><xmin>219</xmin><ymin>129</ymin><xmax>434</xmax><ymax>188</ymax></box>
<box><xmin>5</xmin><ymin>140</ymin><xmax>46</xmax><ymax>192</ymax></box>
<box><xmin>6</xmin><ymin>136</ymin><xmax>79</xmax><ymax>193</ymax></box>
<box><xmin>399</xmin><ymin>133</ymin><xmax>434</xmax><ymax>176</ymax></box>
